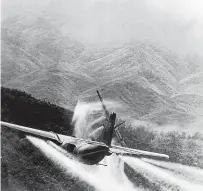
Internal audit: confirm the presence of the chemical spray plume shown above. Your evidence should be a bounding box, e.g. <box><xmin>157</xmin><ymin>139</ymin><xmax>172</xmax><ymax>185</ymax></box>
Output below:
<box><xmin>143</xmin><ymin>158</ymin><xmax>203</xmax><ymax>185</ymax></box>
<box><xmin>72</xmin><ymin>100</ymin><xmax>122</xmax><ymax>138</ymax></box>
<box><xmin>27</xmin><ymin>136</ymin><xmax>136</xmax><ymax>191</ymax></box>
<box><xmin>123</xmin><ymin>156</ymin><xmax>203</xmax><ymax>191</ymax></box>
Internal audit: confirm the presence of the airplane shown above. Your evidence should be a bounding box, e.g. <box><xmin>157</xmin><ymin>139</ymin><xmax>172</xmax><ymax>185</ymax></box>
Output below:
<box><xmin>1</xmin><ymin>90</ymin><xmax>169</xmax><ymax>165</ymax></box>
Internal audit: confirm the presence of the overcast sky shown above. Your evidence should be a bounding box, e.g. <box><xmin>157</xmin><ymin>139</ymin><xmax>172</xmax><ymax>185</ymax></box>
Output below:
<box><xmin>2</xmin><ymin>0</ymin><xmax>203</xmax><ymax>54</ymax></box>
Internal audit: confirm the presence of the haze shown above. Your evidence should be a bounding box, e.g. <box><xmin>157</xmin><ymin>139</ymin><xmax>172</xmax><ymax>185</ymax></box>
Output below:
<box><xmin>2</xmin><ymin>0</ymin><xmax>203</xmax><ymax>53</ymax></box>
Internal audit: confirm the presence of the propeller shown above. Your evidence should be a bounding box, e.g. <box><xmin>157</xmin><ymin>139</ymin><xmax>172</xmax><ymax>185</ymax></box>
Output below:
<box><xmin>97</xmin><ymin>90</ymin><xmax>109</xmax><ymax>119</ymax></box>
<box><xmin>96</xmin><ymin>90</ymin><xmax>127</xmax><ymax>147</ymax></box>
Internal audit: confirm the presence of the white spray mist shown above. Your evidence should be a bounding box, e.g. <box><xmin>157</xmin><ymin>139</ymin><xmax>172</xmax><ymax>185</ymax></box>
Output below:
<box><xmin>72</xmin><ymin>100</ymin><xmax>122</xmax><ymax>138</ymax></box>
<box><xmin>27</xmin><ymin>136</ymin><xmax>136</xmax><ymax>191</ymax></box>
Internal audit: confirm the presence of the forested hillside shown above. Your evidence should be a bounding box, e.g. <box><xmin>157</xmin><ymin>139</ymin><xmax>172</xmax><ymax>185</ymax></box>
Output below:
<box><xmin>1</xmin><ymin>87</ymin><xmax>73</xmax><ymax>134</ymax></box>
<box><xmin>118</xmin><ymin>125</ymin><xmax>203</xmax><ymax>168</ymax></box>
<box><xmin>1</xmin><ymin>87</ymin><xmax>95</xmax><ymax>191</ymax></box>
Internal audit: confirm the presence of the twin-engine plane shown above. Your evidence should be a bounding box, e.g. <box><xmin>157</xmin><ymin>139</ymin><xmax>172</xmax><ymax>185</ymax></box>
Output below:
<box><xmin>1</xmin><ymin>90</ymin><xmax>169</xmax><ymax>165</ymax></box>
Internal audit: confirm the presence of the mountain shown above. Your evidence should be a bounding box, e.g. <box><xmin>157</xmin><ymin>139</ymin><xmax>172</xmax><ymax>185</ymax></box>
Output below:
<box><xmin>177</xmin><ymin>72</ymin><xmax>203</xmax><ymax>96</ymax></box>
<box><xmin>1</xmin><ymin>40</ymin><xmax>41</xmax><ymax>84</ymax></box>
<box><xmin>1</xmin><ymin>13</ymin><xmax>85</xmax><ymax>84</ymax></box>
<box><xmin>2</xmin><ymin>14</ymin><xmax>203</xmax><ymax>126</ymax></box>
<box><xmin>74</xmin><ymin>43</ymin><xmax>202</xmax><ymax>124</ymax></box>
<box><xmin>4</xmin><ymin>65</ymin><xmax>96</xmax><ymax>109</ymax></box>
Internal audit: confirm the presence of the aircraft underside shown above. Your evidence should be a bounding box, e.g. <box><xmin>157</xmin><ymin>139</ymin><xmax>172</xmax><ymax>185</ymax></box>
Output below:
<box><xmin>79</xmin><ymin>152</ymin><xmax>107</xmax><ymax>165</ymax></box>
<box><xmin>63</xmin><ymin>143</ymin><xmax>111</xmax><ymax>165</ymax></box>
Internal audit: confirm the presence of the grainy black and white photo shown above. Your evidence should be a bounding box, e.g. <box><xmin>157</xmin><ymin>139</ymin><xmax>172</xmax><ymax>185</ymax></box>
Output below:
<box><xmin>1</xmin><ymin>0</ymin><xmax>203</xmax><ymax>191</ymax></box>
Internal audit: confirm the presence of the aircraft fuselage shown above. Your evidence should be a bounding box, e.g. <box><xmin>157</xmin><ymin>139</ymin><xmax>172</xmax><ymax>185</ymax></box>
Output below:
<box><xmin>62</xmin><ymin>142</ymin><xmax>111</xmax><ymax>165</ymax></box>
<box><xmin>75</xmin><ymin>144</ymin><xmax>111</xmax><ymax>165</ymax></box>
<box><xmin>61</xmin><ymin>112</ymin><xmax>116</xmax><ymax>165</ymax></box>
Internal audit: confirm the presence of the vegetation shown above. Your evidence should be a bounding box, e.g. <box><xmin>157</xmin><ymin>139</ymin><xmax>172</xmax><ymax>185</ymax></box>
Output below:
<box><xmin>119</xmin><ymin>125</ymin><xmax>203</xmax><ymax>168</ymax></box>
<box><xmin>1</xmin><ymin>87</ymin><xmax>94</xmax><ymax>191</ymax></box>
<box><xmin>1</xmin><ymin>87</ymin><xmax>74</xmax><ymax>135</ymax></box>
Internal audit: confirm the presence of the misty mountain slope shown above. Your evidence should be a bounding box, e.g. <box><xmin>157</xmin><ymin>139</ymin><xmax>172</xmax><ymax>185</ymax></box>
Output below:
<box><xmin>74</xmin><ymin>43</ymin><xmax>179</xmax><ymax>96</ymax></box>
<box><xmin>177</xmin><ymin>72</ymin><xmax>203</xmax><ymax>95</ymax></box>
<box><xmin>141</xmin><ymin>44</ymin><xmax>197</xmax><ymax>80</ymax></box>
<box><xmin>2</xmin><ymin>13</ymin><xmax>87</xmax><ymax>90</ymax></box>
<box><xmin>1</xmin><ymin>40</ymin><xmax>42</xmax><ymax>84</ymax></box>
<box><xmin>169</xmin><ymin>73</ymin><xmax>203</xmax><ymax>117</ymax></box>
<box><xmin>2</xmin><ymin>11</ymin><xmax>203</xmax><ymax>125</ymax></box>
<box><xmin>4</xmin><ymin>66</ymin><xmax>97</xmax><ymax>109</ymax></box>
<box><xmin>2</xmin><ymin>13</ymin><xmax>85</xmax><ymax>68</ymax></box>
<box><xmin>79</xmin><ymin>46</ymin><xmax>122</xmax><ymax>63</ymax></box>
<box><xmin>79</xmin><ymin>81</ymin><xmax>191</xmax><ymax>125</ymax></box>
<box><xmin>171</xmin><ymin>94</ymin><xmax>203</xmax><ymax>116</ymax></box>
<box><xmin>182</xmin><ymin>54</ymin><xmax>203</xmax><ymax>78</ymax></box>
<box><xmin>3</xmin><ymin>40</ymin><xmax>202</xmax><ymax>124</ymax></box>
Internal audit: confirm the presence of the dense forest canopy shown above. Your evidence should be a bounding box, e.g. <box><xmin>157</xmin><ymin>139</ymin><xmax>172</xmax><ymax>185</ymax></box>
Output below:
<box><xmin>1</xmin><ymin>87</ymin><xmax>74</xmax><ymax>135</ymax></box>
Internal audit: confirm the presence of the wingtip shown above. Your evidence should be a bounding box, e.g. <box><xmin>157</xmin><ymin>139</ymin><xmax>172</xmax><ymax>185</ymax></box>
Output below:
<box><xmin>161</xmin><ymin>154</ymin><xmax>169</xmax><ymax>160</ymax></box>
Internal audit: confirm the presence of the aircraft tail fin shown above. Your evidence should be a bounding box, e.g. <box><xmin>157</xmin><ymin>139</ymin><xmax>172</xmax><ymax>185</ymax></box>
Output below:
<box><xmin>96</xmin><ymin>90</ymin><xmax>126</xmax><ymax>147</ymax></box>
<box><xmin>96</xmin><ymin>90</ymin><xmax>115</xmax><ymax>146</ymax></box>
<box><xmin>102</xmin><ymin>112</ymin><xmax>116</xmax><ymax>146</ymax></box>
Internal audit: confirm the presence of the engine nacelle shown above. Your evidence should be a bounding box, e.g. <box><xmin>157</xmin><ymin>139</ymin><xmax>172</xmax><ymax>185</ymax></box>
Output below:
<box><xmin>62</xmin><ymin>143</ymin><xmax>76</xmax><ymax>153</ymax></box>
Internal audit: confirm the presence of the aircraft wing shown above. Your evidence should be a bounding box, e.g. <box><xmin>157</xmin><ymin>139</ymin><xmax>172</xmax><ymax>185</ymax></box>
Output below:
<box><xmin>0</xmin><ymin>121</ymin><xmax>108</xmax><ymax>147</ymax></box>
<box><xmin>110</xmin><ymin>144</ymin><xmax>169</xmax><ymax>160</ymax></box>
<box><xmin>1</xmin><ymin>121</ymin><xmax>169</xmax><ymax>159</ymax></box>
